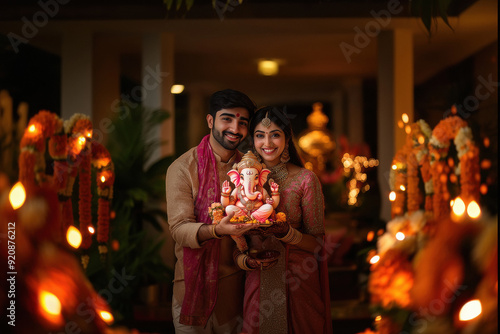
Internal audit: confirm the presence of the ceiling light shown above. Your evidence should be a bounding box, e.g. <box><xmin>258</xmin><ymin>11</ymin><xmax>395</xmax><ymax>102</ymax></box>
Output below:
<box><xmin>171</xmin><ymin>85</ymin><xmax>185</xmax><ymax>94</ymax></box>
<box><xmin>258</xmin><ymin>60</ymin><xmax>279</xmax><ymax>76</ymax></box>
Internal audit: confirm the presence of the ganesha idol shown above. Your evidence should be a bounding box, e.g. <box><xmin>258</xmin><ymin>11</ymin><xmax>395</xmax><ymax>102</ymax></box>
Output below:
<box><xmin>222</xmin><ymin>151</ymin><xmax>280</xmax><ymax>223</ymax></box>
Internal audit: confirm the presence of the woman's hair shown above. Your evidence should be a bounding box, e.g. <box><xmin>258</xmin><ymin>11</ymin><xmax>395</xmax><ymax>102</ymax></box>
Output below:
<box><xmin>249</xmin><ymin>106</ymin><xmax>304</xmax><ymax>167</ymax></box>
<box><xmin>208</xmin><ymin>89</ymin><xmax>256</xmax><ymax>119</ymax></box>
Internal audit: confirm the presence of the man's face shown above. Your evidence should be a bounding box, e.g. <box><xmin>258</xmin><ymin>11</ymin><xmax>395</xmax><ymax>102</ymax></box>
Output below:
<box><xmin>207</xmin><ymin>107</ymin><xmax>250</xmax><ymax>151</ymax></box>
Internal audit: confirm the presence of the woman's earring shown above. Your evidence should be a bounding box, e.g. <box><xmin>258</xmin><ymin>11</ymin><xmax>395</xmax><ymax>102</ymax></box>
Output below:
<box><xmin>281</xmin><ymin>143</ymin><xmax>290</xmax><ymax>163</ymax></box>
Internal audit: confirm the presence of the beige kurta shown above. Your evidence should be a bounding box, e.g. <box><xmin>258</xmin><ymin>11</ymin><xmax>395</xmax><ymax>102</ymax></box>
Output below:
<box><xmin>166</xmin><ymin>146</ymin><xmax>244</xmax><ymax>325</ymax></box>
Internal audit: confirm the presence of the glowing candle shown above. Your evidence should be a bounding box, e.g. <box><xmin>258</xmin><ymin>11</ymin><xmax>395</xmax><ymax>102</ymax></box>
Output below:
<box><xmin>67</xmin><ymin>226</ymin><xmax>82</xmax><ymax>248</ymax></box>
<box><xmin>9</xmin><ymin>182</ymin><xmax>26</xmax><ymax>210</ymax></box>
<box><xmin>459</xmin><ymin>299</ymin><xmax>482</xmax><ymax>321</ymax></box>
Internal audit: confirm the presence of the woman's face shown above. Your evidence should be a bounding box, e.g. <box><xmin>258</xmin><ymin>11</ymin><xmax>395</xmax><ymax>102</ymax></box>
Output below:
<box><xmin>253</xmin><ymin>121</ymin><xmax>286</xmax><ymax>167</ymax></box>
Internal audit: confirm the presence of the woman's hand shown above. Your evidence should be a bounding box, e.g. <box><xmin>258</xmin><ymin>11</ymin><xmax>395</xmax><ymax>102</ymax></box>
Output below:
<box><xmin>246</xmin><ymin>256</ymin><xmax>278</xmax><ymax>271</ymax></box>
<box><xmin>215</xmin><ymin>211</ymin><xmax>256</xmax><ymax>237</ymax></box>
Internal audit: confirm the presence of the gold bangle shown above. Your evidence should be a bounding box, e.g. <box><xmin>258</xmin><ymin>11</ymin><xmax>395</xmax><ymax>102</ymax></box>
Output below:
<box><xmin>277</xmin><ymin>227</ymin><xmax>302</xmax><ymax>245</ymax></box>
<box><xmin>212</xmin><ymin>224</ymin><xmax>222</xmax><ymax>239</ymax></box>
<box><xmin>271</xmin><ymin>192</ymin><xmax>279</xmax><ymax>196</ymax></box>
<box><xmin>221</xmin><ymin>193</ymin><xmax>230</xmax><ymax>197</ymax></box>
<box><xmin>236</xmin><ymin>253</ymin><xmax>255</xmax><ymax>271</ymax></box>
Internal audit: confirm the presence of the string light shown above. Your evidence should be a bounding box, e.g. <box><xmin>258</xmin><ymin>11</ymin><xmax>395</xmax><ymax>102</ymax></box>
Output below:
<box><xmin>39</xmin><ymin>290</ymin><xmax>61</xmax><ymax>316</ymax></box>
<box><xmin>459</xmin><ymin>299</ymin><xmax>482</xmax><ymax>321</ymax></box>
<box><xmin>467</xmin><ymin>201</ymin><xmax>481</xmax><ymax>219</ymax></box>
<box><xmin>66</xmin><ymin>226</ymin><xmax>82</xmax><ymax>248</ymax></box>
<box><xmin>342</xmin><ymin>153</ymin><xmax>379</xmax><ymax>206</ymax></box>
<box><xmin>389</xmin><ymin>191</ymin><xmax>396</xmax><ymax>201</ymax></box>
<box><xmin>369</xmin><ymin>255</ymin><xmax>380</xmax><ymax>264</ymax></box>
<box><xmin>396</xmin><ymin>232</ymin><xmax>405</xmax><ymax>241</ymax></box>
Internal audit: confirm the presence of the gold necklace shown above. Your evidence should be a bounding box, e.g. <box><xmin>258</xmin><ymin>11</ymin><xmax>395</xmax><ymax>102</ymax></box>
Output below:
<box><xmin>269</xmin><ymin>162</ymin><xmax>288</xmax><ymax>185</ymax></box>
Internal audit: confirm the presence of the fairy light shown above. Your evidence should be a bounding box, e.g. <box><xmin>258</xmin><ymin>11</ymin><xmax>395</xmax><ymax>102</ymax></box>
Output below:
<box><xmin>367</xmin><ymin>231</ymin><xmax>375</xmax><ymax>242</ymax></box>
<box><xmin>374</xmin><ymin>315</ymin><xmax>382</xmax><ymax>322</ymax></box>
<box><xmin>402</xmin><ymin>113</ymin><xmax>409</xmax><ymax>123</ymax></box>
<box><xmin>405</xmin><ymin>125</ymin><xmax>411</xmax><ymax>134</ymax></box>
<box><xmin>101</xmin><ymin>175</ymin><xmax>106</xmax><ymax>183</ymax></box>
<box><xmin>396</xmin><ymin>232</ymin><xmax>405</xmax><ymax>241</ymax></box>
<box><xmin>467</xmin><ymin>201</ymin><xmax>481</xmax><ymax>219</ymax></box>
<box><xmin>389</xmin><ymin>191</ymin><xmax>396</xmax><ymax>202</ymax></box>
<box><xmin>28</xmin><ymin>124</ymin><xmax>37</xmax><ymax>133</ymax></box>
<box><xmin>480</xmin><ymin>184</ymin><xmax>488</xmax><ymax>195</ymax></box>
<box><xmin>78</xmin><ymin>136</ymin><xmax>86</xmax><ymax>146</ymax></box>
<box><xmin>392</xmin><ymin>164</ymin><xmax>397</xmax><ymax>170</ymax></box>
<box><xmin>397</xmin><ymin>120</ymin><xmax>404</xmax><ymax>128</ymax></box>
<box><xmin>9</xmin><ymin>182</ymin><xmax>26</xmax><ymax>210</ymax></box>
<box><xmin>418</xmin><ymin>135</ymin><xmax>425</xmax><ymax>145</ymax></box>
<box><xmin>66</xmin><ymin>226</ymin><xmax>82</xmax><ymax>248</ymax></box>
<box><xmin>399</xmin><ymin>185</ymin><xmax>406</xmax><ymax>191</ymax></box>
<box><xmin>88</xmin><ymin>226</ymin><xmax>95</xmax><ymax>234</ymax></box>
<box><xmin>459</xmin><ymin>299</ymin><xmax>482</xmax><ymax>321</ymax></box>
<box><xmin>342</xmin><ymin>153</ymin><xmax>379</xmax><ymax>206</ymax></box>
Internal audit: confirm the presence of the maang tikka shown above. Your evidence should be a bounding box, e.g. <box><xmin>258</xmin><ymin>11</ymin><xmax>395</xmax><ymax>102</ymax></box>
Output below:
<box><xmin>261</xmin><ymin>111</ymin><xmax>271</xmax><ymax>128</ymax></box>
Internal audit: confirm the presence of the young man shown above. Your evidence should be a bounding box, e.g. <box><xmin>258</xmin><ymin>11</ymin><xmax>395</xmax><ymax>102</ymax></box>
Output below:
<box><xmin>166</xmin><ymin>89</ymin><xmax>257</xmax><ymax>333</ymax></box>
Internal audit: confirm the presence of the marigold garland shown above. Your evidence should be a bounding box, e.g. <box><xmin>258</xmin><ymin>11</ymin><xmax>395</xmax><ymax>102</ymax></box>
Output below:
<box><xmin>19</xmin><ymin>110</ymin><xmax>115</xmax><ymax>269</ymax></box>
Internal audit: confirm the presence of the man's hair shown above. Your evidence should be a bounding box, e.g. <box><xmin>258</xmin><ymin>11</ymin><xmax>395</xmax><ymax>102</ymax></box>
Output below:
<box><xmin>208</xmin><ymin>89</ymin><xmax>256</xmax><ymax>119</ymax></box>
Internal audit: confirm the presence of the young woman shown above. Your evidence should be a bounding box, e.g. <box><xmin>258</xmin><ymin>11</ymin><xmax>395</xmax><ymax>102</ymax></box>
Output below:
<box><xmin>237</xmin><ymin>106</ymin><xmax>332</xmax><ymax>334</ymax></box>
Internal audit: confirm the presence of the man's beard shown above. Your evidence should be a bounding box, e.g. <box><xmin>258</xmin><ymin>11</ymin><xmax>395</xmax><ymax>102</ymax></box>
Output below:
<box><xmin>212</xmin><ymin>128</ymin><xmax>242</xmax><ymax>150</ymax></box>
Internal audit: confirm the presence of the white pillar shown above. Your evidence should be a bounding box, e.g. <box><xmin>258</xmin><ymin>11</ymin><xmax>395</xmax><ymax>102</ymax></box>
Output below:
<box><xmin>141</xmin><ymin>33</ymin><xmax>175</xmax><ymax>159</ymax></box>
<box><xmin>61</xmin><ymin>30</ymin><xmax>93</xmax><ymax>120</ymax></box>
<box><xmin>377</xmin><ymin>29</ymin><xmax>414</xmax><ymax>222</ymax></box>
<box><xmin>141</xmin><ymin>32</ymin><xmax>175</xmax><ymax>269</ymax></box>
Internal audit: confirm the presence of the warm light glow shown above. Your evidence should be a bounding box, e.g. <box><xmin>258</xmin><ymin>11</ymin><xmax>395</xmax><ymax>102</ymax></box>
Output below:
<box><xmin>480</xmin><ymin>184</ymin><xmax>488</xmax><ymax>195</ymax></box>
<box><xmin>369</xmin><ymin>255</ymin><xmax>380</xmax><ymax>264</ymax></box>
<box><xmin>401</xmin><ymin>113</ymin><xmax>409</xmax><ymax>123</ymax></box>
<box><xmin>28</xmin><ymin>124</ymin><xmax>37</xmax><ymax>133</ymax></box>
<box><xmin>450</xmin><ymin>199</ymin><xmax>455</xmax><ymax>207</ymax></box>
<box><xmin>39</xmin><ymin>291</ymin><xmax>61</xmax><ymax>316</ymax></box>
<box><xmin>396</xmin><ymin>232</ymin><xmax>405</xmax><ymax>241</ymax></box>
<box><xmin>78</xmin><ymin>136</ymin><xmax>86</xmax><ymax>148</ymax></box>
<box><xmin>467</xmin><ymin>201</ymin><xmax>481</xmax><ymax>219</ymax></box>
<box><xmin>399</xmin><ymin>185</ymin><xmax>406</xmax><ymax>191</ymax></box>
<box><xmin>374</xmin><ymin>315</ymin><xmax>382</xmax><ymax>322</ymax></box>
<box><xmin>66</xmin><ymin>226</ymin><xmax>82</xmax><ymax>248</ymax></box>
<box><xmin>258</xmin><ymin>60</ymin><xmax>279</xmax><ymax>76</ymax></box>
<box><xmin>366</xmin><ymin>231</ymin><xmax>375</xmax><ymax>242</ymax></box>
<box><xmin>88</xmin><ymin>226</ymin><xmax>95</xmax><ymax>234</ymax></box>
<box><xmin>392</xmin><ymin>164</ymin><xmax>397</xmax><ymax>170</ymax></box>
<box><xmin>459</xmin><ymin>299</ymin><xmax>482</xmax><ymax>321</ymax></box>
<box><xmin>405</xmin><ymin>125</ymin><xmax>411</xmax><ymax>134</ymax></box>
<box><xmin>483</xmin><ymin>137</ymin><xmax>490</xmax><ymax>148</ymax></box>
<box><xmin>86</xmin><ymin>131</ymin><xmax>92</xmax><ymax>138</ymax></box>
<box><xmin>171</xmin><ymin>84</ymin><xmax>185</xmax><ymax>94</ymax></box>
<box><xmin>397</xmin><ymin>120</ymin><xmax>404</xmax><ymax>128</ymax></box>
<box><xmin>389</xmin><ymin>191</ymin><xmax>396</xmax><ymax>201</ymax></box>
<box><xmin>418</xmin><ymin>135</ymin><xmax>425</xmax><ymax>145</ymax></box>
<box><xmin>99</xmin><ymin>310</ymin><xmax>114</xmax><ymax>324</ymax></box>
<box><xmin>9</xmin><ymin>182</ymin><xmax>26</xmax><ymax>210</ymax></box>
<box><xmin>452</xmin><ymin>197</ymin><xmax>466</xmax><ymax>217</ymax></box>
<box><xmin>101</xmin><ymin>175</ymin><xmax>106</xmax><ymax>183</ymax></box>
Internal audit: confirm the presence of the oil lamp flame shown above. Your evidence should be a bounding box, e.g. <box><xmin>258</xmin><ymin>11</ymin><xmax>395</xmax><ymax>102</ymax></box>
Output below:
<box><xmin>369</xmin><ymin>255</ymin><xmax>380</xmax><ymax>264</ymax></box>
<box><xmin>9</xmin><ymin>182</ymin><xmax>26</xmax><ymax>210</ymax></box>
<box><xmin>467</xmin><ymin>201</ymin><xmax>481</xmax><ymax>219</ymax></box>
<box><xmin>452</xmin><ymin>197</ymin><xmax>466</xmax><ymax>217</ymax></box>
<box><xmin>99</xmin><ymin>310</ymin><xmax>114</xmax><ymax>324</ymax></box>
<box><xmin>39</xmin><ymin>291</ymin><xmax>61</xmax><ymax>316</ymax></box>
<box><xmin>396</xmin><ymin>232</ymin><xmax>405</xmax><ymax>241</ymax></box>
<box><xmin>67</xmin><ymin>226</ymin><xmax>82</xmax><ymax>248</ymax></box>
<box><xmin>459</xmin><ymin>299</ymin><xmax>482</xmax><ymax>321</ymax></box>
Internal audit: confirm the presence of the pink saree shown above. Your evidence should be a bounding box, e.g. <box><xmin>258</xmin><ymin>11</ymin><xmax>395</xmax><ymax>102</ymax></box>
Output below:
<box><xmin>242</xmin><ymin>168</ymin><xmax>332</xmax><ymax>334</ymax></box>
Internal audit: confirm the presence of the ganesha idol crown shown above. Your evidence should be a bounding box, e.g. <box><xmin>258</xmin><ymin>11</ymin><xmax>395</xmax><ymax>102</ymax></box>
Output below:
<box><xmin>233</xmin><ymin>151</ymin><xmax>266</xmax><ymax>173</ymax></box>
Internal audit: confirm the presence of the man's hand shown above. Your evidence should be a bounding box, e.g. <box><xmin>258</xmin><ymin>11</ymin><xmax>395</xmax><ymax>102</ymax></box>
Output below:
<box><xmin>215</xmin><ymin>211</ymin><xmax>257</xmax><ymax>237</ymax></box>
<box><xmin>269</xmin><ymin>219</ymin><xmax>290</xmax><ymax>238</ymax></box>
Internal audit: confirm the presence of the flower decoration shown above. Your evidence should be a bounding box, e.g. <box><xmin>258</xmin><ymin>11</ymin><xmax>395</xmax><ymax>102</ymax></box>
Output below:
<box><xmin>19</xmin><ymin>110</ymin><xmax>115</xmax><ymax>269</ymax></box>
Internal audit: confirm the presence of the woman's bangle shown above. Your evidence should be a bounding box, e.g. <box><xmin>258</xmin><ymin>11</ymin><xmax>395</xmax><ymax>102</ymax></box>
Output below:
<box><xmin>276</xmin><ymin>227</ymin><xmax>303</xmax><ymax>245</ymax></box>
<box><xmin>236</xmin><ymin>253</ymin><xmax>255</xmax><ymax>271</ymax></box>
<box><xmin>211</xmin><ymin>224</ymin><xmax>222</xmax><ymax>239</ymax></box>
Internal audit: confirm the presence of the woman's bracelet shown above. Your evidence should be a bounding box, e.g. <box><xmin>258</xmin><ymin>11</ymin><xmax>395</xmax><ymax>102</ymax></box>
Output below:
<box><xmin>276</xmin><ymin>227</ymin><xmax>303</xmax><ymax>245</ymax></box>
<box><xmin>211</xmin><ymin>224</ymin><xmax>222</xmax><ymax>239</ymax></box>
<box><xmin>236</xmin><ymin>253</ymin><xmax>255</xmax><ymax>271</ymax></box>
